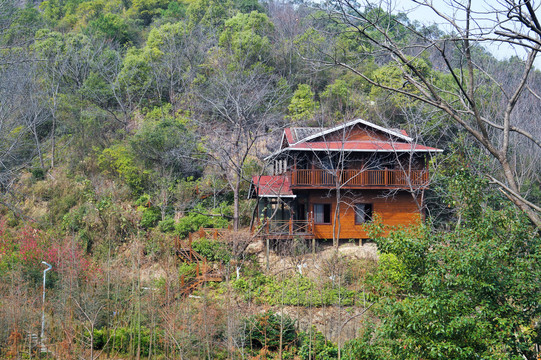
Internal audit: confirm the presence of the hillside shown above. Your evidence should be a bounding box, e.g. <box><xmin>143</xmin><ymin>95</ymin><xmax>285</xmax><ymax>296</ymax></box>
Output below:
<box><xmin>0</xmin><ymin>0</ymin><xmax>540</xmax><ymax>359</ymax></box>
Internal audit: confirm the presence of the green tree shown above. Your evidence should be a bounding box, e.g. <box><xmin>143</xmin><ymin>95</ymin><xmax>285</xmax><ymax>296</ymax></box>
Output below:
<box><xmin>219</xmin><ymin>10</ymin><xmax>274</xmax><ymax>66</ymax></box>
<box><xmin>360</xmin><ymin>166</ymin><xmax>541</xmax><ymax>359</ymax></box>
<box><xmin>287</xmin><ymin>84</ymin><xmax>319</xmax><ymax>122</ymax></box>
<box><xmin>88</xmin><ymin>13</ymin><xmax>134</xmax><ymax>44</ymax></box>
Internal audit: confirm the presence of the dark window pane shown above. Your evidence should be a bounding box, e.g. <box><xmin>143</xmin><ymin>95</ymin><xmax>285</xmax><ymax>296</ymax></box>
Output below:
<box><xmin>355</xmin><ymin>203</ymin><xmax>373</xmax><ymax>224</ymax></box>
<box><xmin>314</xmin><ymin>203</ymin><xmax>331</xmax><ymax>224</ymax></box>
<box><xmin>323</xmin><ymin>204</ymin><xmax>331</xmax><ymax>223</ymax></box>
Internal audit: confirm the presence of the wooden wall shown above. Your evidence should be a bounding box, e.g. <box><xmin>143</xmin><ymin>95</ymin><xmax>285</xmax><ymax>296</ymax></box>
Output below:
<box><xmin>316</xmin><ymin>123</ymin><xmax>395</xmax><ymax>142</ymax></box>
<box><xmin>306</xmin><ymin>190</ymin><xmax>422</xmax><ymax>240</ymax></box>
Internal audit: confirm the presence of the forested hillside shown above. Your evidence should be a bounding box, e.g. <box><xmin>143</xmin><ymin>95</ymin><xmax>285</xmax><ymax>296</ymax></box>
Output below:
<box><xmin>0</xmin><ymin>0</ymin><xmax>540</xmax><ymax>358</ymax></box>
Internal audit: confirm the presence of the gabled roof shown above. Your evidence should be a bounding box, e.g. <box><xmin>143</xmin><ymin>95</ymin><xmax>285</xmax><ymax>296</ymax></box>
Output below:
<box><xmin>267</xmin><ymin>118</ymin><xmax>442</xmax><ymax>160</ymax></box>
<box><xmin>294</xmin><ymin>118</ymin><xmax>413</xmax><ymax>144</ymax></box>
<box><xmin>251</xmin><ymin>175</ymin><xmax>296</xmax><ymax>198</ymax></box>
<box><xmin>282</xmin><ymin>127</ymin><xmax>324</xmax><ymax>147</ymax></box>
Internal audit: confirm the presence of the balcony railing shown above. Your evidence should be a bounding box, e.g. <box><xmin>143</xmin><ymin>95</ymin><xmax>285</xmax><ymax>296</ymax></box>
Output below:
<box><xmin>290</xmin><ymin>169</ymin><xmax>429</xmax><ymax>188</ymax></box>
<box><xmin>259</xmin><ymin>219</ymin><xmax>314</xmax><ymax>238</ymax></box>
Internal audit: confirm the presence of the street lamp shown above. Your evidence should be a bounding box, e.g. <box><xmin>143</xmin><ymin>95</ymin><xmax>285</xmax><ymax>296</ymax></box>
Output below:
<box><xmin>40</xmin><ymin>261</ymin><xmax>52</xmax><ymax>352</ymax></box>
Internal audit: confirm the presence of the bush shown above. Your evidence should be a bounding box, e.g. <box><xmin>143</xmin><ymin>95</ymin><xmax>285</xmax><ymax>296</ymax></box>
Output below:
<box><xmin>174</xmin><ymin>210</ymin><xmax>229</xmax><ymax>238</ymax></box>
<box><xmin>31</xmin><ymin>167</ymin><xmax>45</xmax><ymax>180</ymax></box>
<box><xmin>179</xmin><ymin>262</ymin><xmax>197</xmax><ymax>280</ymax></box>
<box><xmin>139</xmin><ymin>206</ymin><xmax>161</xmax><ymax>229</ymax></box>
<box><xmin>245</xmin><ymin>311</ymin><xmax>298</xmax><ymax>350</ymax></box>
<box><xmin>92</xmin><ymin>326</ymin><xmax>164</xmax><ymax>356</ymax></box>
<box><xmin>97</xmin><ymin>145</ymin><xmax>150</xmax><ymax>195</ymax></box>
<box><xmin>298</xmin><ymin>328</ymin><xmax>338</xmax><ymax>360</ymax></box>
<box><xmin>158</xmin><ymin>217</ymin><xmax>175</xmax><ymax>232</ymax></box>
<box><xmin>233</xmin><ymin>273</ymin><xmax>358</xmax><ymax>306</ymax></box>
<box><xmin>191</xmin><ymin>237</ymin><xmax>231</xmax><ymax>263</ymax></box>
<box><xmin>62</xmin><ymin>206</ymin><xmax>88</xmax><ymax>232</ymax></box>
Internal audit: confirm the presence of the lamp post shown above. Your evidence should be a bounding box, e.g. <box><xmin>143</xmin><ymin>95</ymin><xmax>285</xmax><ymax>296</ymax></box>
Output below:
<box><xmin>40</xmin><ymin>261</ymin><xmax>52</xmax><ymax>352</ymax></box>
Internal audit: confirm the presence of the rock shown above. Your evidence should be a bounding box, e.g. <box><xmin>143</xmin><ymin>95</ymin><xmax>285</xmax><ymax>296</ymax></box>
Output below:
<box><xmin>245</xmin><ymin>239</ymin><xmax>265</xmax><ymax>254</ymax></box>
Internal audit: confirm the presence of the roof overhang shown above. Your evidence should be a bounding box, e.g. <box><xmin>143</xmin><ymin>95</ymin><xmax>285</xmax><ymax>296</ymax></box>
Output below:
<box><xmin>257</xmin><ymin>194</ymin><xmax>297</xmax><ymax>198</ymax></box>
<box><xmin>265</xmin><ymin>146</ymin><xmax>443</xmax><ymax>159</ymax></box>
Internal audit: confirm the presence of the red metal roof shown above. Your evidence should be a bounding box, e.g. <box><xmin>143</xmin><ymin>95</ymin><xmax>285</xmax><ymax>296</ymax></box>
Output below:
<box><xmin>284</xmin><ymin>128</ymin><xmax>294</xmax><ymax>145</ymax></box>
<box><xmin>252</xmin><ymin>175</ymin><xmax>295</xmax><ymax>197</ymax></box>
<box><xmin>288</xmin><ymin>141</ymin><xmax>442</xmax><ymax>152</ymax></box>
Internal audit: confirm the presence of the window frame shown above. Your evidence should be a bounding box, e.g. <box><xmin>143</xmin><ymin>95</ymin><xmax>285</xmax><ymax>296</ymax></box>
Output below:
<box><xmin>313</xmin><ymin>203</ymin><xmax>332</xmax><ymax>224</ymax></box>
<box><xmin>354</xmin><ymin>203</ymin><xmax>373</xmax><ymax>225</ymax></box>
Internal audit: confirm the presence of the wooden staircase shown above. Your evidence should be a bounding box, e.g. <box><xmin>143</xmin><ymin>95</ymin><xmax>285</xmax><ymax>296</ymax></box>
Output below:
<box><xmin>174</xmin><ymin>232</ymin><xmax>224</xmax><ymax>297</ymax></box>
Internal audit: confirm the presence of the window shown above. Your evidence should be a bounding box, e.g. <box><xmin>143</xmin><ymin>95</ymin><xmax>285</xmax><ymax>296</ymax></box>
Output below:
<box><xmin>314</xmin><ymin>204</ymin><xmax>331</xmax><ymax>224</ymax></box>
<box><xmin>355</xmin><ymin>203</ymin><xmax>373</xmax><ymax>224</ymax></box>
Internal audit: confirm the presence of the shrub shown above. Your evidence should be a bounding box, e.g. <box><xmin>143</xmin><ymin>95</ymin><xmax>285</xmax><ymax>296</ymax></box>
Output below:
<box><xmin>179</xmin><ymin>262</ymin><xmax>197</xmax><ymax>280</ymax></box>
<box><xmin>92</xmin><ymin>326</ymin><xmax>164</xmax><ymax>356</ymax></box>
<box><xmin>139</xmin><ymin>206</ymin><xmax>161</xmax><ymax>229</ymax></box>
<box><xmin>31</xmin><ymin>167</ymin><xmax>45</xmax><ymax>180</ymax></box>
<box><xmin>245</xmin><ymin>311</ymin><xmax>298</xmax><ymax>350</ymax></box>
<box><xmin>191</xmin><ymin>237</ymin><xmax>231</xmax><ymax>263</ymax></box>
<box><xmin>298</xmin><ymin>328</ymin><xmax>338</xmax><ymax>360</ymax></box>
<box><xmin>174</xmin><ymin>210</ymin><xmax>229</xmax><ymax>238</ymax></box>
<box><xmin>158</xmin><ymin>217</ymin><xmax>175</xmax><ymax>232</ymax></box>
<box><xmin>233</xmin><ymin>273</ymin><xmax>358</xmax><ymax>306</ymax></box>
<box><xmin>97</xmin><ymin>144</ymin><xmax>150</xmax><ymax>195</ymax></box>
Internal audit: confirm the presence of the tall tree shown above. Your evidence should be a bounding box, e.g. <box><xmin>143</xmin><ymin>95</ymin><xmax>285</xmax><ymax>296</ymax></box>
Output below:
<box><xmin>313</xmin><ymin>0</ymin><xmax>541</xmax><ymax>228</ymax></box>
<box><xmin>195</xmin><ymin>59</ymin><xmax>288</xmax><ymax>230</ymax></box>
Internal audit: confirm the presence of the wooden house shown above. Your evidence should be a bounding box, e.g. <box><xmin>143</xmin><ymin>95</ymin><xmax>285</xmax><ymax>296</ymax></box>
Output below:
<box><xmin>251</xmin><ymin>119</ymin><xmax>442</xmax><ymax>241</ymax></box>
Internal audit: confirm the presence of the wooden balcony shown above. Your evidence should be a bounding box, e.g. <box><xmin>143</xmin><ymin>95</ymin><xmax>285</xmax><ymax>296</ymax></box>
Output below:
<box><xmin>289</xmin><ymin>169</ymin><xmax>429</xmax><ymax>189</ymax></box>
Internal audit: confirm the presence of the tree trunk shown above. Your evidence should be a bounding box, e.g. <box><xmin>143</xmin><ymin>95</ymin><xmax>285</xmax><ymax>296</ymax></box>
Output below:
<box><xmin>233</xmin><ymin>181</ymin><xmax>240</xmax><ymax>231</ymax></box>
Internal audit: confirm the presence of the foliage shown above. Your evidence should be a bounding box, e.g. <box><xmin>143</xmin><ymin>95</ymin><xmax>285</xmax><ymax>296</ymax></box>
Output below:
<box><xmin>87</xmin><ymin>13</ymin><xmax>134</xmax><ymax>44</ymax></box>
<box><xmin>360</xmin><ymin>168</ymin><xmax>541</xmax><ymax>359</ymax></box>
<box><xmin>298</xmin><ymin>328</ymin><xmax>338</xmax><ymax>360</ymax></box>
<box><xmin>0</xmin><ymin>223</ymin><xmax>94</xmax><ymax>286</ymax></box>
<box><xmin>93</xmin><ymin>326</ymin><xmax>164</xmax><ymax>356</ymax></box>
<box><xmin>174</xmin><ymin>207</ymin><xmax>229</xmax><ymax>237</ymax></box>
<box><xmin>191</xmin><ymin>237</ymin><xmax>231</xmax><ymax>263</ymax></box>
<box><xmin>130</xmin><ymin>104</ymin><xmax>199</xmax><ymax>178</ymax></box>
<box><xmin>287</xmin><ymin>84</ymin><xmax>319</xmax><ymax>122</ymax></box>
<box><xmin>219</xmin><ymin>10</ymin><xmax>274</xmax><ymax>65</ymax></box>
<box><xmin>178</xmin><ymin>261</ymin><xmax>197</xmax><ymax>280</ymax></box>
<box><xmin>369</xmin><ymin>56</ymin><xmax>432</xmax><ymax>108</ymax></box>
<box><xmin>98</xmin><ymin>144</ymin><xmax>151</xmax><ymax>195</ymax></box>
<box><xmin>138</xmin><ymin>205</ymin><xmax>161</xmax><ymax>228</ymax></box>
<box><xmin>245</xmin><ymin>311</ymin><xmax>298</xmax><ymax>350</ymax></box>
<box><xmin>157</xmin><ymin>217</ymin><xmax>175</xmax><ymax>232</ymax></box>
<box><xmin>233</xmin><ymin>273</ymin><xmax>358</xmax><ymax>306</ymax></box>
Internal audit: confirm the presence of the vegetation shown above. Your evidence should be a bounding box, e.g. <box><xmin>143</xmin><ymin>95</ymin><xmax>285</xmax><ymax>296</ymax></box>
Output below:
<box><xmin>0</xmin><ymin>0</ymin><xmax>539</xmax><ymax>358</ymax></box>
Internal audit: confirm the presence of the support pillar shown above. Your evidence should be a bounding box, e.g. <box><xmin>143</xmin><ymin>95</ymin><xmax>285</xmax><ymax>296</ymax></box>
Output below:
<box><xmin>266</xmin><ymin>238</ymin><xmax>270</xmax><ymax>272</ymax></box>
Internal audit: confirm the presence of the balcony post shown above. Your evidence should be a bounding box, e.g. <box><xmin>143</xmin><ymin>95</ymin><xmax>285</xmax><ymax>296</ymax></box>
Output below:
<box><xmin>385</xmin><ymin>168</ymin><xmax>389</xmax><ymax>186</ymax></box>
<box><xmin>289</xmin><ymin>217</ymin><xmax>293</xmax><ymax>235</ymax></box>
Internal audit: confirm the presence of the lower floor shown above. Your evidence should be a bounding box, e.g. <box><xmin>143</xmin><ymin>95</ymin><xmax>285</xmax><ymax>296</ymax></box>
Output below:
<box><xmin>255</xmin><ymin>189</ymin><xmax>423</xmax><ymax>240</ymax></box>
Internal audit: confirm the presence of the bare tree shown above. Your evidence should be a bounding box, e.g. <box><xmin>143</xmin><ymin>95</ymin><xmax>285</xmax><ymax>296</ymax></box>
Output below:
<box><xmin>310</xmin><ymin>0</ymin><xmax>541</xmax><ymax>227</ymax></box>
<box><xmin>195</xmin><ymin>55</ymin><xmax>289</xmax><ymax>231</ymax></box>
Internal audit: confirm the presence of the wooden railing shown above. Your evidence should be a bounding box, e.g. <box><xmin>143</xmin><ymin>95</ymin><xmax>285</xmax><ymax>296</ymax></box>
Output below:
<box><xmin>290</xmin><ymin>169</ymin><xmax>429</xmax><ymax>188</ymax></box>
<box><xmin>173</xmin><ymin>231</ymin><xmax>225</xmax><ymax>299</ymax></box>
<box><xmin>189</xmin><ymin>226</ymin><xmax>232</xmax><ymax>242</ymax></box>
<box><xmin>260</xmin><ymin>219</ymin><xmax>314</xmax><ymax>237</ymax></box>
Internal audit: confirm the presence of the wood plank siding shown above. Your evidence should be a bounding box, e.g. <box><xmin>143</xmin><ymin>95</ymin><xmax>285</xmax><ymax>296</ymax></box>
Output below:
<box><xmin>307</xmin><ymin>190</ymin><xmax>422</xmax><ymax>239</ymax></box>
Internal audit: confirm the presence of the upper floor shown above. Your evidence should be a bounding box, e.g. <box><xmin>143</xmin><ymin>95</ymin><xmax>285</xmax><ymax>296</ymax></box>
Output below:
<box><xmin>264</xmin><ymin>119</ymin><xmax>442</xmax><ymax>190</ymax></box>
